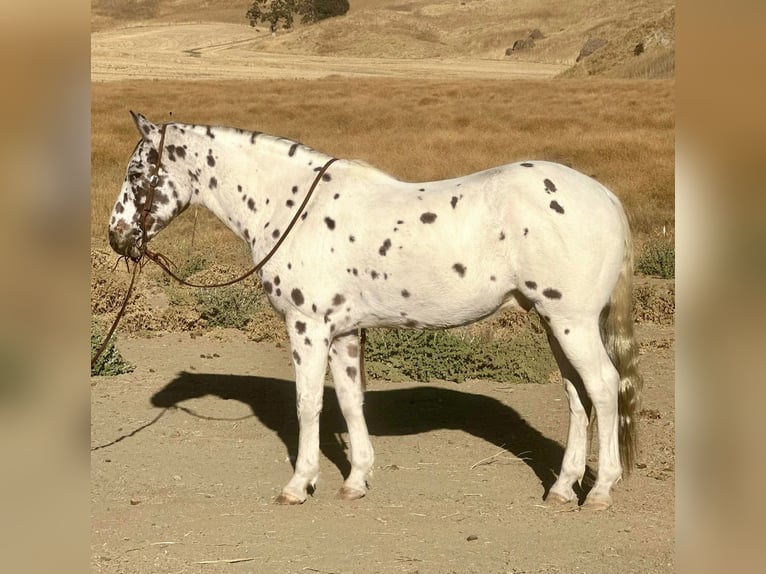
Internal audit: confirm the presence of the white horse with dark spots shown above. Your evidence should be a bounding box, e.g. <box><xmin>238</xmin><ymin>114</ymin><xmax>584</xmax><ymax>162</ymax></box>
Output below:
<box><xmin>109</xmin><ymin>112</ymin><xmax>642</xmax><ymax>510</ymax></box>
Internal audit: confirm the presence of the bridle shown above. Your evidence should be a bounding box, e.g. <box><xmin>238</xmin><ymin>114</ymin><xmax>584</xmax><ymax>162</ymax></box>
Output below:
<box><xmin>137</xmin><ymin>123</ymin><xmax>168</xmax><ymax>258</ymax></box>
<box><xmin>92</xmin><ymin>123</ymin><xmax>339</xmax><ymax>368</ymax></box>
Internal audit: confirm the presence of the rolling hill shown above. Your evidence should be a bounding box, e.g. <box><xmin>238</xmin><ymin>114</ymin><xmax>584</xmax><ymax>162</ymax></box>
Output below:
<box><xmin>91</xmin><ymin>0</ymin><xmax>674</xmax><ymax>77</ymax></box>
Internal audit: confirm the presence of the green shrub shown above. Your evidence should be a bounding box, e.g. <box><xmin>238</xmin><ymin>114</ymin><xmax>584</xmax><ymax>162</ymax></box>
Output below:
<box><xmin>364</xmin><ymin>326</ymin><xmax>555</xmax><ymax>384</ymax></box>
<box><xmin>637</xmin><ymin>236</ymin><xmax>675</xmax><ymax>279</ymax></box>
<box><xmin>91</xmin><ymin>321</ymin><xmax>134</xmax><ymax>376</ymax></box>
<box><xmin>194</xmin><ymin>285</ymin><xmax>262</xmax><ymax>329</ymax></box>
<box><xmin>177</xmin><ymin>254</ymin><xmax>208</xmax><ymax>280</ymax></box>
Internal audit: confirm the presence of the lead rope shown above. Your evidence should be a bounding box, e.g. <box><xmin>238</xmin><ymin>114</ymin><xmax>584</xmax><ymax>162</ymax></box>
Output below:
<box><xmin>91</xmin><ymin>142</ymin><xmax>339</xmax><ymax>368</ymax></box>
<box><xmin>144</xmin><ymin>157</ymin><xmax>338</xmax><ymax>288</ymax></box>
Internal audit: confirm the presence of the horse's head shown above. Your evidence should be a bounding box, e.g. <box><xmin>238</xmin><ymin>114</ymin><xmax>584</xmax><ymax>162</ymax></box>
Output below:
<box><xmin>108</xmin><ymin>112</ymin><xmax>187</xmax><ymax>260</ymax></box>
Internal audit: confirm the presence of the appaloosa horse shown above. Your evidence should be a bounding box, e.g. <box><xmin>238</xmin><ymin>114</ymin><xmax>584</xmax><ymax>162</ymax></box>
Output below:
<box><xmin>109</xmin><ymin>112</ymin><xmax>642</xmax><ymax>509</ymax></box>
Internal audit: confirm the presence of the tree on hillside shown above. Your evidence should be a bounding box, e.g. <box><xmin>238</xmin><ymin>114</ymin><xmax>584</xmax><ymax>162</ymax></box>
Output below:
<box><xmin>247</xmin><ymin>0</ymin><xmax>297</xmax><ymax>33</ymax></box>
<box><xmin>246</xmin><ymin>0</ymin><xmax>349</xmax><ymax>33</ymax></box>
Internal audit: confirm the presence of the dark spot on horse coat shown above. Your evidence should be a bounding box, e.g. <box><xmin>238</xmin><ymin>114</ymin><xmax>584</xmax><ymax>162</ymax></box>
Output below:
<box><xmin>525</xmin><ymin>281</ymin><xmax>537</xmax><ymax>290</ymax></box>
<box><xmin>188</xmin><ymin>169</ymin><xmax>199</xmax><ymax>183</ymax></box>
<box><xmin>286</xmin><ymin>199</ymin><xmax>294</xmax><ymax>207</ymax></box>
<box><xmin>209</xmin><ymin>177</ymin><xmax>217</xmax><ymax>189</ymax></box>
<box><xmin>499</xmin><ymin>231</ymin><xmax>506</xmax><ymax>240</ymax></box>
<box><xmin>288</xmin><ymin>143</ymin><xmax>299</xmax><ymax>157</ymax></box>
<box><xmin>347</xmin><ymin>344</ymin><xmax>359</xmax><ymax>358</ymax></box>
<box><xmin>370</xmin><ymin>270</ymin><xmax>379</xmax><ymax>280</ymax></box>
<box><xmin>401</xmin><ymin>289</ymin><xmax>410</xmax><ymax>298</ymax></box>
<box><xmin>325</xmin><ymin>217</ymin><xmax>336</xmax><ymax>230</ymax></box>
<box><xmin>274</xmin><ymin>276</ymin><xmax>281</xmax><ymax>286</ymax></box>
<box><xmin>247</xmin><ymin>198</ymin><xmax>256</xmax><ymax>211</ymax></box>
<box><xmin>524</xmin><ymin>228</ymin><xmax>529</xmax><ymax>236</ymax></box>
<box><xmin>295</xmin><ymin>321</ymin><xmax>306</xmax><ymax>334</ymax></box>
<box><xmin>292</xmin><ymin>185</ymin><xmax>299</xmax><ymax>194</ymax></box>
<box><xmin>420</xmin><ymin>212</ymin><xmax>437</xmax><ymax>224</ymax></box>
<box><xmin>175</xmin><ymin>146</ymin><xmax>186</xmax><ymax>159</ymax></box>
<box><xmin>543</xmin><ymin>288</ymin><xmax>562</xmax><ymax>299</ymax></box>
<box><xmin>544</xmin><ymin>178</ymin><xmax>557</xmax><ymax>192</ymax></box>
<box><xmin>206</xmin><ymin>126</ymin><xmax>215</xmax><ymax>139</ymax></box>
<box><xmin>346</xmin><ymin>366</ymin><xmax>357</xmax><ymax>381</ymax></box>
<box><xmin>451</xmin><ymin>196</ymin><xmax>459</xmax><ymax>209</ymax></box>
<box><xmin>292</xmin><ymin>350</ymin><xmax>301</xmax><ymax>365</ymax></box>
<box><xmin>549</xmin><ymin>200</ymin><xmax>565</xmax><ymax>214</ymax></box>
<box><xmin>379</xmin><ymin>239</ymin><xmax>392</xmax><ymax>256</ymax></box>
<box><xmin>207</xmin><ymin>150</ymin><xmax>215</xmax><ymax>167</ymax></box>
<box><xmin>322</xmin><ymin>173</ymin><xmax>332</xmax><ymax>182</ymax></box>
<box><xmin>453</xmin><ymin>263</ymin><xmax>466</xmax><ymax>277</ymax></box>
<box><xmin>263</xmin><ymin>281</ymin><xmax>273</xmax><ymax>294</ymax></box>
<box><xmin>272</xmin><ymin>229</ymin><xmax>281</xmax><ymax>239</ymax></box>
<box><xmin>304</xmin><ymin>337</ymin><xmax>312</xmax><ymax>346</ymax></box>
<box><xmin>291</xmin><ymin>289</ymin><xmax>305</xmax><ymax>305</ymax></box>
<box><xmin>521</xmin><ymin>162</ymin><xmax>534</xmax><ymax>167</ymax></box>
<box><xmin>564</xmin><ymin>329</ymin><xmax>570</xmax><ymax>335</ymax></box>
<box><xmin>332</xmin><ymin>294</ymin><xmax>345</xmax><ymax>306</ymax></box>
<box><xmin>349</xmin><ymin>235</ymin><xmax>355</xmax><ymax>242</ymax></box>
<box><xmin>115</xmin><ymin>202</ymin><xmax>124</xmax><ymax>213</ymax></box>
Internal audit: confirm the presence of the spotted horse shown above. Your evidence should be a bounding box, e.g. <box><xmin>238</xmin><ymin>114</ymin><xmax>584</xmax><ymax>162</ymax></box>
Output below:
<box><xmin>109</xmin><ymin>112</ymin><xmax>642</xmax><ymax>510</ymax></box>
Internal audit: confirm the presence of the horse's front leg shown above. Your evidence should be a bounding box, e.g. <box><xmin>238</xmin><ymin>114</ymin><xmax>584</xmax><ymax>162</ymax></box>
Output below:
<box><xmin>276</xmin><ymin>318</ymin><xmax>330</xmax><ymax>505</ymax></box>
<box><xmin>329</xmin><ymin>331</ymin><xmax>374</xmax><ymax>500</ymax></box>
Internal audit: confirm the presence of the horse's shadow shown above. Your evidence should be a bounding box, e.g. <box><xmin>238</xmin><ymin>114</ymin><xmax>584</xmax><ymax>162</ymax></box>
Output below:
<box><xmin>151</xmin><ymin>372</ymin><xmax>581</xmax><ymax>499</ymax></box>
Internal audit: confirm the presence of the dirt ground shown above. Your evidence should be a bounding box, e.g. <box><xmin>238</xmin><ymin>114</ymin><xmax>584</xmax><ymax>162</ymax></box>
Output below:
<box><xmin>90</xmin><ymin>322</ymin><xmax>674</xmax><ymax>573</ymax></box>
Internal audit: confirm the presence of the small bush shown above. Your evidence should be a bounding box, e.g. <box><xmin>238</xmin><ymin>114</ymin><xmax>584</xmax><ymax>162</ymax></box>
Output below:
<box><xmin>637</xmin><ymin>236</ymin><xmax>675</xmax><ymax>279</ymax></box>
<box><xmin>91</xmin><ymin>321</ymin><xmax>134</xmax><ymax>376</ymax></box>
<box><xmin>195</xmin><ymin>285</ymin><xmax>262</xmax><ymax>329</ymax></box>
<box><xmin>177</xmin><ymin>254</ymin><xmax>208</xmax><ymax>280</ymax></box>
<box><xmin>364</xmin><ymin>326</ymin><xmax>554</xmax><ymax>384</ymax></box>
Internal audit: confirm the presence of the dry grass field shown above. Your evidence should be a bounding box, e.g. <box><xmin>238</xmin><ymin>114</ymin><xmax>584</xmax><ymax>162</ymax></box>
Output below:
<box><xmin>91</xmin><ymin>78</ymin><xmax>674</xmax><ymax>267</ymax></box>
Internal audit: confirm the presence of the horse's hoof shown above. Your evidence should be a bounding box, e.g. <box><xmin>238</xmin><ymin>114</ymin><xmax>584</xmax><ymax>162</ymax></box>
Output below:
<box><xmin>275</xmin><ymin>491</ymin><xmax>305</xmax><ymax>505</ymax></box>
<box><xmin>581</xmin><ymin>497</ymin><xmax>611</xmax><ymax>511</ymax></box>
<box><xmin>545</xmin><ymin>491</ymin><xmax>575</xmax><ymax>506</ymax></box>
<box><xmin>337</xmin><ymin>486</ymin><xmax>366</xmax><ymax>501</ymax></box>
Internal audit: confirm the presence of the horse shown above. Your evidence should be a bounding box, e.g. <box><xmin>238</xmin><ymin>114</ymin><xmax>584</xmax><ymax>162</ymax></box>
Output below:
<box><xmin>108</xmin><ymin>112</ymin><xmax>642</xmax><ymax>510</ymax></box>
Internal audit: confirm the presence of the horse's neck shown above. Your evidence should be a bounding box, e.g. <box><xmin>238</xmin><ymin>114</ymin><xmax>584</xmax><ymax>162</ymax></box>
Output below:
<box><xmin>182</xmin><ymin>125</ymin><xmax>332</xmax><ymax>261</ymax></box>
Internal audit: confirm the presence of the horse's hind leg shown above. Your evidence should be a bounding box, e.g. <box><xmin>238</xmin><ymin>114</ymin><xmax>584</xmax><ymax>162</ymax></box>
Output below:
<box><xmin>328</xmin><ymin>331</ymin><xmax>374</xmax><ymax>500</ymax></box>
<box><xmin>545</xmin><ymin>319</ymin><xmax>622</xmax><ymax>510</ymax></box>
<box><xmin>544</xmin><ymin>328</ymin><xmax>592</xmax><ymax>506</ymax></box>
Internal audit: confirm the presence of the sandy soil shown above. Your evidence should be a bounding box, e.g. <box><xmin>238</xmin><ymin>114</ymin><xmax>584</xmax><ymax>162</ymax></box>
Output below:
<box><xmin>91</xmin><ymin>22</ymin><xmax>568</xmax><ymax>82</ymax></box>
<box><xmin>90</xmin><ymin>323</ymin><xmax>674</xmax><ymax>573</ymax></box>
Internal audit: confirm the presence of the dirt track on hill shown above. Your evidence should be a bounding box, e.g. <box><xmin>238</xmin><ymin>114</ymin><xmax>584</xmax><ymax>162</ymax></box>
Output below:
<box><xmin>91</xmin><ymin>22</ymin><xmax>568</xmax><ymax>82</ymax></box>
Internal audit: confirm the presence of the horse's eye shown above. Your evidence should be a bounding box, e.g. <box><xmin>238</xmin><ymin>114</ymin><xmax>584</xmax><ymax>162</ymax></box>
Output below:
<box><xmin>149</xmin><ymin>174</ymin><xmax>159</xmax><ymax>187</ymax></box>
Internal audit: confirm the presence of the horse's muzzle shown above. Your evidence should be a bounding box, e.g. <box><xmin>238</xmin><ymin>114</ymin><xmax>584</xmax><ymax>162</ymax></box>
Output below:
<box><xmin>108</xmin><ymin>224</ymin><xmax>142</xmax><ymax>261</ymax></box>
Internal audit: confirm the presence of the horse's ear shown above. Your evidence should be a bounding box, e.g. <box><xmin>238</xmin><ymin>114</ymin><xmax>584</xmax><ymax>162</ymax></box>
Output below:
<box><xmin>130</xmin><ymin>111</ymin><xmax>157</xmax><ymax>141</ymax></box>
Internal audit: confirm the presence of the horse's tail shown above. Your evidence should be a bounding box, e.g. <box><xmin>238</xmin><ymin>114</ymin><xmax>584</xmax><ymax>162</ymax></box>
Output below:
<box><xmin>600</xmin><ymin>207</ymin><xmax>643</xmax><ymax>475</ymax></box>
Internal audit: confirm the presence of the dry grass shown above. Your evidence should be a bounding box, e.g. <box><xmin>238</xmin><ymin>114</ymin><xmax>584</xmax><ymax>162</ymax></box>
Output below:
<box><xmin>92</xmin><ymin>77</ymin><xmax>674</xmax><ymax>267</ymax></box>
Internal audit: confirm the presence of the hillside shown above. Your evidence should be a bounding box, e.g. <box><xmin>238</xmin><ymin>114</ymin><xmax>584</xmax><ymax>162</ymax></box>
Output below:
<box><xmin>91</xmin><ymin>0</ymin><xmax>675</xmax><ymax>77</ymax></box>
